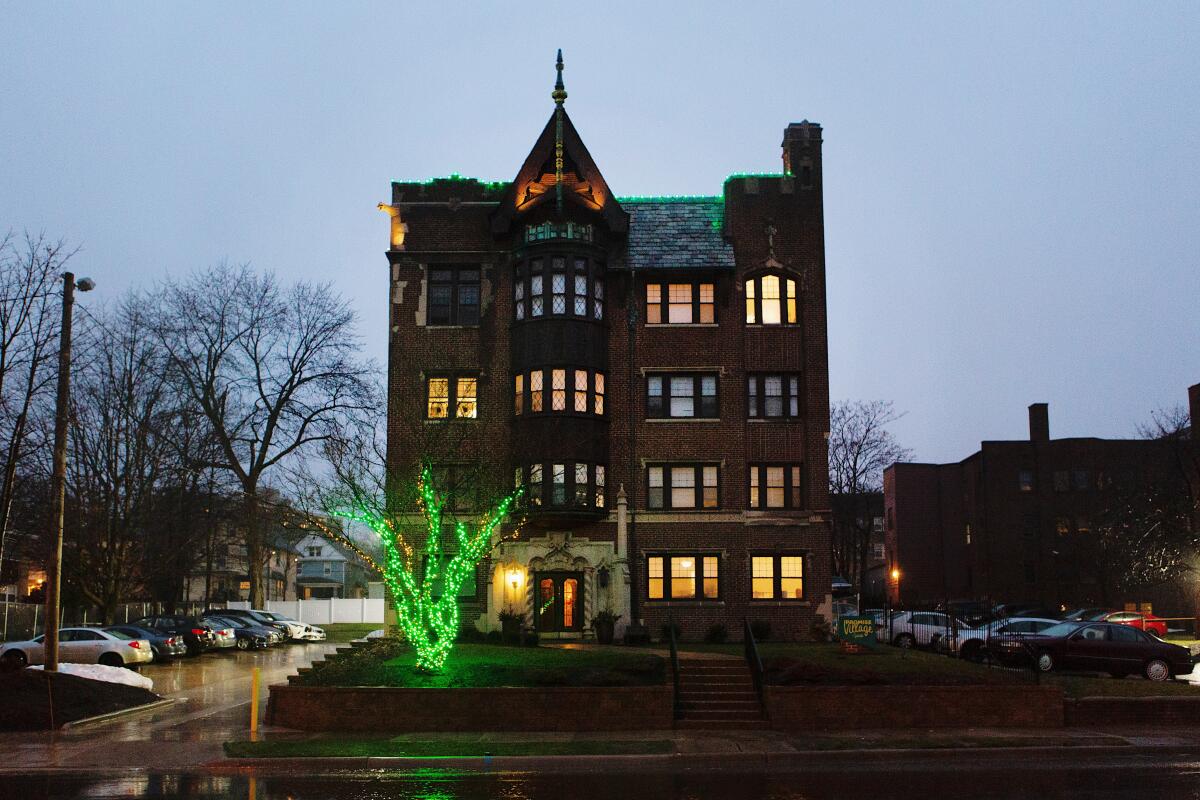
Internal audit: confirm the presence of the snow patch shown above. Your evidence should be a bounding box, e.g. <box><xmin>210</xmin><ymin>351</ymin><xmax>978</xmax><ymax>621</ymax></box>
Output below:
<box><xmin>1175</xmin><ymin>663</ymin><xmax>1200</xmax><ymax>685</ymax></box>
<box><xmin>365</xmin><ymin>629</ymin><xmax>386</xmax><ymax>639</ymax></box>
<box><xmin>30</xmin><ymin>663</ymin><xmax>154</xmax><ymax>691</ymax></box>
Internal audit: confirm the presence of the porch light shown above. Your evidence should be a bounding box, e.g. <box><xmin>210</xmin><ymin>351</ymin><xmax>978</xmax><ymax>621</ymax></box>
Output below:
<box><xmin>890</xmin><ymin>568</ymin><xmax>901</xmax><ymax>581</ymax></box>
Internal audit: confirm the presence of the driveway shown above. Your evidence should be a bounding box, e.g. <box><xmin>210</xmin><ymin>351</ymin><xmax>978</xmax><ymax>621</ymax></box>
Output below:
<box><xmin>1</xmin><ymin>640</ymin><xmax>340</xmax><ymax>772</ymax></box>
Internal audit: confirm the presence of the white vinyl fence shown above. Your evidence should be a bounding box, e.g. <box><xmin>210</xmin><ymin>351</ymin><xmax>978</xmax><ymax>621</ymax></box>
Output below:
<box><xmin>225</xmin><ymin>598</ymin><xmax>385</xmax><ymax>625</ymax></box>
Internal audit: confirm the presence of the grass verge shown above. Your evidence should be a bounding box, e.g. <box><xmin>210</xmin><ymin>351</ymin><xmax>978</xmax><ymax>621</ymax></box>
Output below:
<box><xmin>225</xmin><ymin>738</ymin><xmax>674</xmax><ymax>758</ymax></box>
<box><xmin>795</xmin><ymin>733</ymin><xmax>1125</xmax><ymax>751</ymax></box>
<box><xmin>318</xmin><ymin>623</ymin><xmax>382</xmax><ymax>643</ymax></box>
<box><xmin>295</xmin><ymin>640</ymin><xmax>666</xmax><ymax>688</ymax></box>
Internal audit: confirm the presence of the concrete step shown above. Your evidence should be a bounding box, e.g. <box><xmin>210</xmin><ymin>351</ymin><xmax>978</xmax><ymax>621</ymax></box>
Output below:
<box><xmin>676</xmin><ymin>718</ymin><xmax>767</xmax><ymax>730</ymax></box>
<box><xmin>678</xmin><ymin>709</ymin><xmax>764</xmax><ymax>720</ymax></box>
<box><xmin>679</xmin><ymin>679</ymin><xmax>755</xmax><ymax>688</ymax></box>
<box><xmin>678</xmin><ymin>691</ymin><xmax>759</xmax><ymax>701</ymax></box>
<box><xmin>680</xmin><ymin>702</ymin><xmax>762</xmax><ymax>713</ymax></box>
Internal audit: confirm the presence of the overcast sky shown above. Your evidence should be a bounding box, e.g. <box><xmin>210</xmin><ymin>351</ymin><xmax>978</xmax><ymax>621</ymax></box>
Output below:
<box><xmin>2</xmin><ymin>2</ymin><xmax>1196</xmax><ymax>463</ymax></box>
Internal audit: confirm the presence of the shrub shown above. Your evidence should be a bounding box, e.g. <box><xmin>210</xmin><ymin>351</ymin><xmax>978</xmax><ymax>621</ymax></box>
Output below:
<box><xmin>704</xmin><ymin>624</ymin><xmax>728</xmax><ymax>644</ymax></box>
<box><xmin>521</xmin><ymin>630</ymin><xmax>540</xmax><ymax>647</ymax></box>
<box><xmin>659</xmin><ymin>622</ymin><xmax>683</xmax><ymax>643</ymax></box>
<box><xmin>809</xmin><ymin>614</ymin><xmax>832</xmax><ymax>643</ymax></box>
<box><xmin>750</xmin><ymin>620</ymin><xmax>772</xmax><ymax>642</ymax></box>
<box><xmin>485</xmin><ymin>630</ymin><xmax>502</xmax><ymax>644</ymax></box>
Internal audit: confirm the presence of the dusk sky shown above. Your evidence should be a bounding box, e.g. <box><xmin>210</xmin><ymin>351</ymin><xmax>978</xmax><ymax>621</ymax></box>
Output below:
<box><xmin>3</xmin><ymin>3</ymin><xmax>1196</xmax><ymax>464</ymax></box>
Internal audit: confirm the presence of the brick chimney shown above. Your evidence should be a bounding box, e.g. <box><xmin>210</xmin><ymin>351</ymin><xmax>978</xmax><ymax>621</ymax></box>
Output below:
<box><xmin>782</xmin><ymin>121</ymin><xmax>822</xmax><ymax>189</ymax></box>
<box><xmin>1028</xmin><ymin>403</ymin><xmax>1049</xmax><ymax>442</ymax></box>
<box><xmin>1189</xmin><ymin>383</ymin><xmax>1199</xmax><ymax>434</ymax></box>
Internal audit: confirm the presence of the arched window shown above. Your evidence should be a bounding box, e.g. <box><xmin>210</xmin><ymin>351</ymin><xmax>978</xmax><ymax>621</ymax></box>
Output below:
<box><xmin>744</xmin><ymin>273</ymin><xmax>798</xmax><ymax>325</ymax></box>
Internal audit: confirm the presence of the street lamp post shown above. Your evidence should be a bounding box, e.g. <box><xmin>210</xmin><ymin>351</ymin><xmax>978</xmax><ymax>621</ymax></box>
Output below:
<box><xmin>43</xmin><ymin>271</ymin><xmax>94</xmax><ymax>673</ymax></box>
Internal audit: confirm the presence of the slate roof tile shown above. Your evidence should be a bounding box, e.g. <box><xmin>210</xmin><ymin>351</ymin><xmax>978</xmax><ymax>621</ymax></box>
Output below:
<box><xmin>620</xmin><ymin>199</ymin><xmax>734</xmax><ymax>271</ymax></box>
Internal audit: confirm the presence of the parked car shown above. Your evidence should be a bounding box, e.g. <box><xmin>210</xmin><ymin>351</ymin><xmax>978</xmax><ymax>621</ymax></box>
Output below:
<box><xmin>207</xmin><ymin>621</ymin><xmax>238</xmax><ymax>650</ymax></box>
<box><xmin>133</xmin><ymin>615</ymin><xmax>215</xmax><ymax>656</ymax></box>
<box><xmin>936</xmin><ymin>600</ymin><xmax>991</xmax><ymax>628</ymax></box>
<box><xmin>876</xmin><ymin>611</ymin><xmax>963</xmax><ymax>648</ymax></box>
<box><xmin>261</xmin><ymin>613</ymin><xmax>326</xmax><ymax>641</ymax></box>
<box><xmin>993</xmin><ymin>621</ymin><xmax>1194</xmax><ymax>681</ymax></box>
<box><xmin>205</xmin><ymin>608</ymin><xmax>293</xmax><ymax>640</ymax></box>
<box><xmin>204</xmin><ymin>615</ymin><xmax>274</xmax><ymax>650</ymax></box>
<box><xmin>992</xmin><ymin>602</ymin><xmax>1057</xmax><ymax>620</ymax></box>
<box><xmin>1096</xmin><ymin>610</ymin><xmax>1168</xmax><ymax>638</ymax></box>
<box><xmin>105</xmin><ymin>624</ymin><xmax>188</xmax><ymax>661</ymax></box>
<box><xmin>938</xmin><ymin>617</ymin><xmax>1060</xmax><ymax>661</ymax></box>
<box><xmin>1059</xmin><ymin>607</ymin><xmax>1112</xmax><ymax>622</ymax></box>
<box><xmin>1</xmin><ymin>627</ymin><xmax>153</xmax><ymax>668</ymax></box>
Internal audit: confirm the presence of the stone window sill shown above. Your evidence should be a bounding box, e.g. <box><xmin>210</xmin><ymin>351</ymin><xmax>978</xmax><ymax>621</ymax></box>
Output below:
<box><xmin>749</xmin><ymin>600</ymin><xmax>811</xmax><ymax>606</ymax></box>
<box><xmin>643</xmin><ymin>600</ymin><xmax>726</xmax><ymax>607</ymax></box>
<box><xmin>644</xmin><ymin>418</ymin><xmax>721</xmax><ymax>423</ymax></box>
<box><xmin>645</xmin><ymin>323</ymin><xmax>720</xmax><ymax>329</ymax></box>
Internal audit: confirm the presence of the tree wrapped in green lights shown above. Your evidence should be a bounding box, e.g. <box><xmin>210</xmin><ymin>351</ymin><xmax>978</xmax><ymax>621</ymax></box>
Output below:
<box><xmin>325</xmin><ymin>465</ymin><xmax>521</xmax><ymax>671</ymax></box>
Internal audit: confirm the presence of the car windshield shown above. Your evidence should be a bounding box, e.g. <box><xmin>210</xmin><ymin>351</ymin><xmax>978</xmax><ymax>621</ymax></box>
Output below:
<box><xmin>219</xmin><ymin>617</ymin><xmax>247</xmax><ymax>629</ymax></box>
<box><xmin>1037</xmin><ymin>621</ymin><xmax>1082</xmax><ymax>638</ymax></box>
<box><xmin>267</xmin><ymin>613</ymin><xmax>297</xmax><ymax>622</ymax></box>
<box><xmin>106</xmin><ymin>629</ymin><xmax>134</xmax><ymax>640</ymax></box>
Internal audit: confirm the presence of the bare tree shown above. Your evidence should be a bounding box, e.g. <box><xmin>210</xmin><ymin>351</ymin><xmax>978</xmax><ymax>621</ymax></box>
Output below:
<box><xmin>151</xmin><ymin>264</ymin><xmax>375</xmax><ymax>606</ymax></box>
<box><xmin>0</xmin><ymin>232</ymin><xmax>78</xmax><ymax>587</ymax></box>
<box><xmin>828</xmin><ymin>400</ymin><xmax>912</xmax><ymax>597</ymax></box>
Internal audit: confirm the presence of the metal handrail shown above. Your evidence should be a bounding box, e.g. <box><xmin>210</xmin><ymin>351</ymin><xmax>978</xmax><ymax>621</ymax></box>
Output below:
<box><xmin>743</xmin><ymin>618</ymin><xmax>766</xmax><ymax>716</ymax></box>
<box><xmin>668</xmin><ymin>622</ymin><xmax>681</xmax><ymax>719</ymax></box>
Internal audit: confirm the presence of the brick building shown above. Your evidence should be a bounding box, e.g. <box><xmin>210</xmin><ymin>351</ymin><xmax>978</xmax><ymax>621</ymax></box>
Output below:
<box><xmin>883</xmin><ymin>385</ymin><xmax>1199</xmax><ymax>614</ymax></box>
<box><xmin>381</xmin><ymin>53</ymin><xmax>832</xmax><ymax>641</ymax></box>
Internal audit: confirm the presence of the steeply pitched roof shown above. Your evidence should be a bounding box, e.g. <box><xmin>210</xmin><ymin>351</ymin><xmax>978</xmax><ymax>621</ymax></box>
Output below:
<box><xmin>620</xmin><ymin>198</ymin><xmax>735</xmax><ymax>271</ymax></box>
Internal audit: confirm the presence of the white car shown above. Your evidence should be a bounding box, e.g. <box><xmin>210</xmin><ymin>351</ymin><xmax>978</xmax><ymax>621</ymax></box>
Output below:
<box><xmin>0</xmin><ymin>627</ymin><xmax>153</xmax><ymax>668</ymax></box>
<box><xmin>876</xmin><ymin>611</ymin><xmax>964</xmax><ymax>648</ymax></box>
<box><xmin>256</xmin><ymin>611</ymin><xmax>325</xmax><ymax>641</ymax></box>
<box><xmin>937</xmin><ymin>617</ymin><xmax>1060</xmax><ymax>661</ymax></box>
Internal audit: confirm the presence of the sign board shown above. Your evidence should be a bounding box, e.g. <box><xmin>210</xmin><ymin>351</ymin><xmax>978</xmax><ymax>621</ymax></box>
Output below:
<box><xmin>838</xmin><ymin>615</ymin><xmax>875</xmax><ymax>644</ymax></box>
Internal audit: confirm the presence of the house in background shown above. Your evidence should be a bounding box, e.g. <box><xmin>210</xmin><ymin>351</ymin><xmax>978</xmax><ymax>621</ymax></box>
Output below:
<box><xmin>295</xmin><ymin>534</ymin><xmax>371</xmax><ymax>599</ymax></box>
<box><xmin>181</xmin><ymin>530</ymin><xmax>300</xmax><ymax>603</ymax></box>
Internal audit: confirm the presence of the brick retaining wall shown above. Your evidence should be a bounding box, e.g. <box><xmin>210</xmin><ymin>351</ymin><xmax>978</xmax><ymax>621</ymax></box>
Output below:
<box><xmin>266</xmin><ymin>684</ymin><xmax>674</xmax><ymax>732</ymax></box>
<box><xmin>767</xmin><ymin>685</ymin><xmax>1065</xmax><ymax>729</ymax></box>
<box><xmin>1066</xmin><ymin>697</ymin><xmax>1200</xmax><ymax>727</ymax></box>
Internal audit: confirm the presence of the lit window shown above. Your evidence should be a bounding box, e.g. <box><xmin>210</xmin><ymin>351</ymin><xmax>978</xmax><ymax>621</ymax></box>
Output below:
<box><xmin>702</xmin><ymin>557</ymin><xmax>719</xmax><ymax>598</ymax></box>
<box><xmin>594</xmin><ymin>372</ymin><xmax>605</xmax><ymax>415</ymax></box>
<box><xmin>699</xmin><ymin>283</ymin><xmax>714</xmax><ymax>323</ymax></box>
<box><xmin>648</xmin><ymin>557</ymin><xmax>664</xmax><ymax>599</ymax></box>
<box><xmin>552</xmin><ymin>369</ymin><xmax>566</xmax><ymax>411</ymax></box>
<box><xmin>426</xmin><ymin>378</ymin><xmax>449</xmax><ymax>419</ymax></box>
<box><xmin>514</xmin><ymin>374</ymin><xmax>523</xmax><ymax>416</ymax></box>
<box><xmin>530</xmin><ymin>370</ymin><xmax>544</xmax><ymax>412</ymax></box>
<box><xmin>646</xmin><ymin>284</ymin><xmax>662</xmax><ymax>324</ymax></box>
<box><xmin>780</xmin><ymin>556</ymin><xmax>804</xmax><ymax>599</ymax></box>
<box><xmin>752</xmin><ymin>556</ymin><xmax>774</xmax><ymax>598</ymax></box>
<box><xmin>668</xmin><ymin>284</ymin><xmax>693</xmax><ymax>323</ymax></box>
<box><xmin>745</xmin><ymin>274</ymin><xmax>799</xmax><ymax>326</ymax></box>
<box><xmin>648</xmin><ymin>466</ymin><xmax>664</xmax><ymax>509</ymax></box>
<box><xmin>455</xmin><ymin>378</ymin><xmax>477</xmax><ymax>418</ymax></box>
<box><xmin>552</xmin><ymin>463</ymin><xmax>566</xmax><ymax>505</ymax></box>
<box><xmin>748</xmin><ymin>464</ymin><xmax>804</xmax><ymax>509</ymax></box>
<box><xmin>671</xmin><ymin>467</ymin><xmax>695</xmax><ymax>508</ymax></box>
<box><xmin>574</xmin><ymin>370</ymin><xmax>588</xmax><ymax>412</ymax></box>
<box><xmin>595</xmin><ymin>465</ymin><xmax>605</xmax><ymax>507</ymax></box>
<box><xmin>671</xmin><ymin>557</ymin><xmax>696</xmax><ymax>599</ymax></box>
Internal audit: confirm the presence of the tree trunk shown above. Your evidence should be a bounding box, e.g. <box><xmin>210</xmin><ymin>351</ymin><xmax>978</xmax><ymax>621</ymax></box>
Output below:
<box><xmin>244</xmin><ymin>492</ymin><xmax>266</xmax><ymax>607</ymax></box>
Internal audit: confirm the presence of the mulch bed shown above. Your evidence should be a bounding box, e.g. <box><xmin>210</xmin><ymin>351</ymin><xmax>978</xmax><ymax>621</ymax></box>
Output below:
<box><xmin>0</xmin><ymin>668</ymin><xmax>162</xmax><ymax>730</ymax></box>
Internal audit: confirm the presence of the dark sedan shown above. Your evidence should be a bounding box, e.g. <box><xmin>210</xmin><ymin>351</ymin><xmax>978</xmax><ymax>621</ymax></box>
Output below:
<box><xmin>995</xmin><ymin>621</ymin><xmax>1193</xmax><ymax>681</ymax></box>
<box><xmin>133</xmin><ymin>615</ymin><xmax>216</xmax><ymax>656</ymax></box>
<box><xmin>105</xmin><ymin>624</ymin><xmax>188</xmax><ymax>661</ymax></box>
<box><xmin>203</xmin><ymin>615</ymin><xmax>275</xmax><ymax>650</ymax></box>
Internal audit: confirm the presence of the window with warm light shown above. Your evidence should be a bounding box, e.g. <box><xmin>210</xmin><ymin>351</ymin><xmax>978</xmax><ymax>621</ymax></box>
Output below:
<box><xmin>752</xmin><ymin>554</ymin><xmax>806</xmax><ymax>600</ymax></box>
<box><xmin>645</xmin><ymin>280</ymin><xmax>715</xmax><ymax>325</ymax></box>
<box><xmin>551</xmin><ymin>369</ymin><xmax>566</xmax><ymax>411</ymax></box>
<box><xmin>426</xmin><ymin>375</ymin><xmax>478</xmax><ymax>420</ymax></box>
<box><xmin>646</xmin><ymin>553</ymin><xmax>720</xmax><ymax>600</ymax></box>
<box><xmin>744</xmin><ymin>273</ymin><xmax>798</xmax><ymax>325</ymax></box>
<box><xmin>530</xmin><ymin>370</ymin><xmax>544</xmax><ymax>412</ymax></box>
<box><xmin>426</xmin><ymin>377</ymin><xmax>449</xmax><ymax>419</ymax></box>
<box><xmin>514</xmin><ymin>374</ymin><xmax>524</xmax><ymax>415</ymax></box>
<box><xmin>514</xmin><ymin>368</ymin><xmax>604</xmax><ymax>418</ymax></box>
<box><xmin>455</xmin><ymin>378</ymin><xmax>477</xmax><ymax>418</ymax></box>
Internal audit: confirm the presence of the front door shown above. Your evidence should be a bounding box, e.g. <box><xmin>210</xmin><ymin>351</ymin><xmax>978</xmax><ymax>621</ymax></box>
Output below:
<box><xmin>535</xmin><ymin>571</ymin><xmax>584</xmax><ymax>634</ymax></box>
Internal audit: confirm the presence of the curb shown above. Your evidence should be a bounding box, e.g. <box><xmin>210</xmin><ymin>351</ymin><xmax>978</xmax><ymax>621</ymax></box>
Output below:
<box><xmin>60</xmin><ymin>697</ymin><xmax>176</xmax><ymax>731</ymax></box>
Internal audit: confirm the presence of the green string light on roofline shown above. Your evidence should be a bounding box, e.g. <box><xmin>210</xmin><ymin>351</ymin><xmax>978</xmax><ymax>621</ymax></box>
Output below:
<box><xmin>616</xmin><ymin>195</ymin><xmax>723</xmax><ymax>203</ymax></box>
<box><xmin>330</xmin><ymin>464</ymin><xmax>522</xmax><ymax>672</ymax></box>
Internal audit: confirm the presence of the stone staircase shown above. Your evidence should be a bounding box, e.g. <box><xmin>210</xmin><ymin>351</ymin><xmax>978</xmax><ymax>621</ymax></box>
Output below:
<box><xmin>675</xmin><ymin>658</ymin><xmax>766</xmax><ymax>729</ymax></box>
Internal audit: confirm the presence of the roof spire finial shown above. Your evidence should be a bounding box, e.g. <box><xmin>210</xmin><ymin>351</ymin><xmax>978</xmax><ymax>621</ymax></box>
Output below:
<box><xmin>552</xmin><ymin>49</ymin><xmax>567</xmax><ymax>106</ymax></box>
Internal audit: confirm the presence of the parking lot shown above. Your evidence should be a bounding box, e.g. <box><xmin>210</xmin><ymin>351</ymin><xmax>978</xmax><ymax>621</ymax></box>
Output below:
<box><xmin>1</xmin><ymin>639</ymin><xmax>340</xmax><ymax>771</ymax></box>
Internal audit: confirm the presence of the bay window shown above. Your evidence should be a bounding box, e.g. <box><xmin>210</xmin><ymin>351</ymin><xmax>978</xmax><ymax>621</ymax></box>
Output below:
<box><xmin>513</xmin><ymin>255</ymin><xmax>604</xmax><ymax>321</ymax></box>
<box><xmin>514</xmin><ymin>368</ymin><xmax>606</xmax><ymax>417</ymax></box>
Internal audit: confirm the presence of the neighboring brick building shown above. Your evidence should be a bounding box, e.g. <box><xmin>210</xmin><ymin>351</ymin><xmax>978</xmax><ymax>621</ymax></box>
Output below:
<box><xmin>884</xmin><ymin>385</ymin><xmax>1199</xmax><ymax>614</ymax></box>
<box><xmin>381</xmin><ymin>53</ymin><xmax>832</xmax><ymax>641</ymax></box>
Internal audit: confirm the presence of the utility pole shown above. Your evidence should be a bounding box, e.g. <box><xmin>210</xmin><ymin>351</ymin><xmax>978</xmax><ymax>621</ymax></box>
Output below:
<box><xmin>43</xmin><ymin>272</ymin><xmax>93</xmax><ymax>672</ymax></box>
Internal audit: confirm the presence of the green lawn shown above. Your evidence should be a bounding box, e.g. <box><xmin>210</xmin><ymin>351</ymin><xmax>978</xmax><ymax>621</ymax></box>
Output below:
<box><xmin>295</xmin><ymin>642</ymin><xmax>666</xmax><ymax>688</ymax></box>
<box><xmin>679</xmin><ymin>642</ymin><xmax>1200</xmax><ymax>699</ymax></box>
<box><xmin>225</xmin><ymin>738</ymin><xmax>673</xmax><ymax>759</ymax></box>
<box><xmin>318</xmin><ymin>623</ymin><xmax>383</xmax><ymax>643</ymax></box>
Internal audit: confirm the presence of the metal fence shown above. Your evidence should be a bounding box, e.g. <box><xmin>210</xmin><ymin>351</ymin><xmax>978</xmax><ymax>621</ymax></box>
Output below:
<box><xmin>1</xmin><ymin>600</ymin><xmax>217</xmax><ymax>641</ymax></box>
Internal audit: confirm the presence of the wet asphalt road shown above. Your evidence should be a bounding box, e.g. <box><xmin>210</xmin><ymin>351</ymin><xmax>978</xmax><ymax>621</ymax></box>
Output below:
<box><xmin>1</xmin><ymin>640</ymin><xmax>341</xmax><ymax>770</ymax></box>
<box><xmin>5</xmin><ymin>755</ymin><xmax>1200</xmax><ymax>800</ymax></box>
